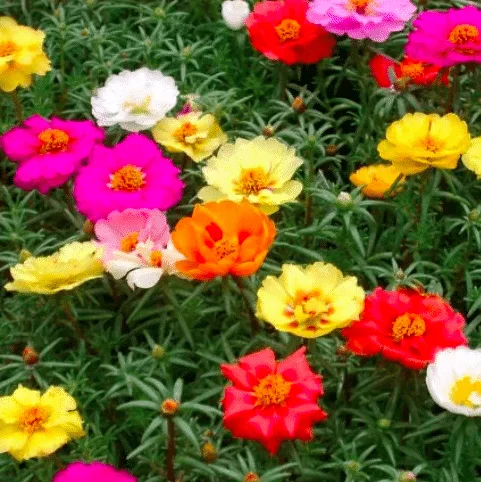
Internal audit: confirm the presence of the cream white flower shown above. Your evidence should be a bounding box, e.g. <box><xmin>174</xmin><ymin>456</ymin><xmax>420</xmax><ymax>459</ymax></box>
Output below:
<box><xmin>221</xmin><ymin>0</ymin><xmax>250</xmax><ymax>30</ymax></box>
<box><xmin>426</xmin><ymin>346</ymin><xmax>481</xmax><ymax>417</ymax></box>
<box><xmin>106</xmin><ymin>240</ymin><xmax>184</xmax><ymax>289</ymax></box>
<box><xmin>91</xmin><ymin>67</ymin><xmax>179</xmax><ymax>132</ymax></box>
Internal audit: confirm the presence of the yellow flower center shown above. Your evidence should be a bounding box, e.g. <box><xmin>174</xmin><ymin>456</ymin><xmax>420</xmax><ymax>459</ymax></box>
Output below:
<box><xmin>214</xmin><ymin>238</ymin><xmax>237</xmax><ymax>260</ymax></box>
<box><xmin>174</xmin><ymin>122</ymin><xmax>198</xmax><ymax>144</ymax></box>
<box><xmin>38</xmin><ymin>128</ymin><xmax>70</xmax><ymax>154</ymax></box>
<box><xmin>275</xmin><ymin>19</ymin><xmax>301</xmax><ymax>42</ymax></box>
<box><xmin>150</xmin><ymin>250</ymin><xmax>163</xmax><ymax>267</ymax></box>
<box><xmin>348</xmin><ymin>0</ymin><xmax>373</xmax><ymax>14</ymax></box>
<box><xmin>0</xmin><ymin>40</ymin><xmax>16</xmax><ymax>57</ymax></box>
<box><xmin>448</xmin><ymin>24</ymin><xmax>480</xmax><ymax>44</ymax></box>
<box><xmin>20</xmin><ymin>406</ymin><xmax>48</xmax><ymax>434</ymax></box>
<box><xmin>120</xmin><ymin>232</ymin><xmax>139</xmax><ymax>252</ymax></box>
<box><xmin>253</xmin><ymin>373</ymin><xmax>291</xmax><ymax>407</ymax></box>
<box><xmin>234</xmin><ymin>168</ymin><xmax>273</xmax><ymax>195</ymax></box>
<box><xmin>392</xmin><ymin>313</ymin><xmax>426</xmax><ymax>342</ymax></box>
<box><xmin>450</xmin><ymin>376</ymin><xmax>481</xmax><ymax>408</ymax></box>
<box><xmin>108</xmin><ymin>165</ymin><xmax>146</xmax><ymax>191</ymax></box>
<box><xmin>123</xmin><ymin>95</ymin><xmax>152</xmax><ymax>115</ymax></box>
<box><xmin>399</xmin><ymin>61</ymin><xmax>424</xmax><ymax>81</ymax></box>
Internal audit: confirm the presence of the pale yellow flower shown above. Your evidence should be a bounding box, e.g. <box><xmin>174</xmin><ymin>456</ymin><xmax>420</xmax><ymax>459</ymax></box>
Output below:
<box><xmin>5</xmin><ymin>241</ymin><xmax>104</xmax><ymax>294</ymax></box>
<box><xmin>0</xmin><ymin>385</ymin><xmax>85</xmax><ymax>461</ymax></box>
<box><xmin>256</xmin><ymin>262</ymin><xmax>365</xmax><ymax>338</ymax></box>
<box><xmin>0</xmin><ymin>17</ymin><xmax>51</xmax><ymax>92</ymax></box>
<box><xmin>377</xmin><ymin>113</ymin><xmax>471</xmax><ymax>175</ymax></box>
<box><xmin>462</xmin><ymin>137</ymin><xmax>481</xmax><ymax>178</ymax></box>
<box><xmin>198</xmin><ymin>136</ymin><xmax>303</xmax><ymax>214</ymax></box>
<box><xmin>151</xmin><ymin>112</ymin><xmax>227</xmax><ymax>162</ymax></box>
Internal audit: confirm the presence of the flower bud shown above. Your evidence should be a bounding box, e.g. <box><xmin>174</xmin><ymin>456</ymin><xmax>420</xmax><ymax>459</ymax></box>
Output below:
<box><xmin>399</xmin><ymin>471</ymin><xmax>416</xmax><ymax>482</ymax></box>
<box><xmin>468</xmin><ymin>208</ymin><xmax>480</xmax><ymax>222</ymax></box>
<box><xmin>19</xmin><ymin>249</ymin><xmax>33</xmax><ymax>262</ymax></box>
<box><xmin>291</xmin><ymin>96</ymin><xmax>306</xmax><ymax>113</ymax></box>
<box><xmin>152</xmin><ymin>344</ymin><xmax>166</xmax><ymax>359</ymax></box>
<box><xmin>244</xmin><ymin>473</ymin><xmax>261</xmax><ymax>482</ymax></box>
<box><xmin>346</xmin><ymin>460</ymin><xmax>361</xmax><ymax>473</ymax></box>
<box><xmin>161</xmin><ymin>399</ymin><xmax>180</xmax><ymax>417</ymax></box>
<box><xmin>262</xmin><ymin>125</ymin><xmax>275</xmax><ymax>138</ymax></box>
<box><xmin>201</xmin><ymin>441</ymin><xmax>218</xmax><ymax>463</ymax></box>
<box><xmin>337</xmin><ymin>191</ymin><xmax>353</xmax><ymax>207</ymax></box>
<box><xmin>83</xmin><ymin>219</ymin><xmax>94</xmax><ymax>235</ymax></box>
<box><xmin>154</xmin><ymin>7</ymin><xmax>166</xmax><ymax>17</ymax></box>
<box><xmin>378</xmin><ymin>418</ymin><xmax>391</xmax><ymax>429</ymax></box>
<box><xmin>394</xmin><ymin>269</ymin><xmax>406</xmax><ymax>281</ymax></box>
<box><xmin>326</xmin><ymin>144</ymin><xmax>339</xmax><ymax>155</ymax></box>
<box><xmin>22</xmin><ymin>346</ymin><xmax>39</xmax><ymax>366</ymax></box>
<box><xmin>222</xmin><ymin>0</ymin><xmax>250</xmax><ymax>31</ymax></box>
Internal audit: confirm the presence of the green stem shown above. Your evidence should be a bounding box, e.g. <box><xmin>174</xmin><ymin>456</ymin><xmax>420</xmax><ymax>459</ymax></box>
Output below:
<box><xmin>232</xmin><ymin>276</ymin><xmax>260</xmax><ymax>335</ymax></box>
<box><xmin>446</xmin><ymin>64</ymin><xmax>462</xmax><ymax>114</ymax></box>
<box><xmin>166</xmin><ymin>418</ymin><xmax>176</xmax><ymax>482</ymax></box>
<box><xmin>10</xmin><ymin>91</ymin><xmax>23</xmax><ymax>124</ymax></box>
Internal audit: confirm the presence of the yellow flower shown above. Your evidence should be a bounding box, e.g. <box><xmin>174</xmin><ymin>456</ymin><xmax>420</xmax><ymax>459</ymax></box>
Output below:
<box><xmin>256</xmin><ymin>262</ymin><xmax>365</xmax><ymax>338</ymax></box>
<box><xmin>5</xmin><ymin>241</ymin><xmax>104</xmax><ymax>294</ymax></box>
<box><xmin>197</xmin><ymin>136</ymin><xmax>303</xmax><ymax>214</ymax></box>
<box><xmin>0</xmin><ymin>385</ymin><xmax>85</xmax><ymax>461</ymax></box>
<box><xmin>151</xmin><ymin>112</ymin><xmax>227</xmax><ymax>162</ymax></box>
<box><xmin>377</xmin><ymin>113</ymin><xmax>471</xmax><ymax>175</ymax></box>
<box><xmin>462</xmin><ymin>137</ymin><xmax>481</xmax><ymax>179</ymax></box>
<box><xmin>0</xmin><ymin>17</ymin><xmax>51</xmax><ymax>92</ymax></box>
<box><xmin>350</xmin><ymin>164</ymin><xmax>405</xmax><ymax>198</ymax></box>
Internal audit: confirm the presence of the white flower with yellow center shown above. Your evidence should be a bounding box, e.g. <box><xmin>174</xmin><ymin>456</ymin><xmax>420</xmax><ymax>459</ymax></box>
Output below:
<box><xmin>91</xmin><ymin>68</ymin><xmax>179</xmax><ymax>132</ymax></box>
<box><xmin>106</xmin><ymin>239</ymin><xmax>184</xmax><ymax>289</ymax></box>
<box><xmin>198</xmin><ymin>136</ymin><xmax>304</xmax><ymax>214</ymax></box>
<box><xmin>426</xmin><ymin>346</ymin><xmax>481</xmax><ymax>417</ymax></box>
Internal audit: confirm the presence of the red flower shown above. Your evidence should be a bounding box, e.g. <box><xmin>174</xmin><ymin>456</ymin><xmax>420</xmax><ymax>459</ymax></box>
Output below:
<box><xmin>370</xmin><ymin>54</ymin><xmax>450</xmax><ymax>89</ymax></box>
<box><xmin>245</xmin><ymin>0</ymin><xmax>335</xmax><ymax>65</ymax></box>
<box><xmin>221</xmin><ymin>347</ymin><xmax>326</xmax><ymax>454</ymax></box>
<box><xmin>341</xmin><ymin>287</ymin><xmax>467</xmax><ymax>370</ymax></box>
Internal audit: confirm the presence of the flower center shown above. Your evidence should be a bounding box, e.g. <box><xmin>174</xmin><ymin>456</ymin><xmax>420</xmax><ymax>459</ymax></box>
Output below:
<box><xmin>392</xmin><ymin>313</ymin><xmax>426</xmax><ymax>342</ymax></box>
<box><xmin>150</xmin><ymin>250</ymin><xmax>163</xmax><ymax>267</ymax></box>
<box><xmin>399</xmin><ymin>61</ymin><xmax>424</xmax><ymax>81</ymax></box>
<box><xmin>348</xmin><ymin>0</ymin><xmax>373</xmax><ymax>14</ymax></box>
<box><xmin>0</xmin><ymin>40</ymin><xmax>16</xmax><ymax>57</ymax></box>
<box><xmin>20</xmin><ymin>406</ymin><xmax>48</xmax><ymax>434</ymax></box>
<box><xmin>234</xmin><ymin>168</ymin><xmax>273</xmax><ymax>195</ymax></box>
<box><xmin>174</xmin><ymin>122</ymin><xmax>198</xmax><ymax>144</ymax></box>
<box><xmin>450</xmin><ymin>376</ymin><xmax>481</xmax><ymax>408</ymax></box>
<box><xmin>214</xmin><ymin>238</ymin><xmax>237</xmax><ymax>260</ymax></box>
<box><xmin>253</xmin><ymin>373</ymin><xmax>291</xmax><ymax>407</ymax></box>
<box><xmin>275</xmin><ymin>19</ymin><xmax>301</xmax><ymax>42</ymax></box>
<box><xmin>120</xmin><ymin>232</ymin><xmax>139</xmax><ymax>252</ymax></box>
<box><xmin>123</xmin><ymin>96</ymin><xmax>152</xmax><ymax>115</ymax></box>
<box><xmin>108</xmin><ymin>165</ymin><xmax>146</xmax><ymax>191</ymax></box>
<box><xmin>448</xmin><ymin>24</ymin><xmax>480</xmax><ymax>45</ymax></box>
<box><xmin>38</xmin><ymin>128</ymin><xmax>70</xmax><ymax>154</ymax></box>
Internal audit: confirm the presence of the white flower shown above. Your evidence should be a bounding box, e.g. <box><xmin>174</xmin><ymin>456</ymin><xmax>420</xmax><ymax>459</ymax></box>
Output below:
<box><xmin>106</xmin><ymin>240</ymin><xmax>184</xmax><ymax>290</ymax></box>
<box><xmin>221</xmin><ymin>0</ymin><xmax>250</xmax><ymax>31</ymax></box>
<box><xmin>426</xmin><ymin>346</ymin><xmax>481</xmax><ymax>417</ymax></box>
<box><xmin>91</xmin><ymin>67</ymin><xmax>179</xmax><ymax>132</ymax></box>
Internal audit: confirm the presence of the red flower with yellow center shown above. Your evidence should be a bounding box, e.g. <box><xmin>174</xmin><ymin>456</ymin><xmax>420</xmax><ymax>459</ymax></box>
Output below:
<box><xmin>245</xmin><ymin>0</ymin><xmax>335</xmax><ymax>65</ymax></box>
<box><xmin>341</xmin><ymin>287</ymin><xmax>467</xmax><ymax>369</ymax></box>
<box><xmin>221</xmin><ymin>347</ymin><xmax>327</xmax><ymax>454</ymax></box>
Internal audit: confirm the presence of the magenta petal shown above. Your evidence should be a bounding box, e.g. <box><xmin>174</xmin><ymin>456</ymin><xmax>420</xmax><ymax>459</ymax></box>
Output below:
<box><xmin>1</xmin><ymin>127</ymin><xmax>40</xmax><ymax>161</ymax></box>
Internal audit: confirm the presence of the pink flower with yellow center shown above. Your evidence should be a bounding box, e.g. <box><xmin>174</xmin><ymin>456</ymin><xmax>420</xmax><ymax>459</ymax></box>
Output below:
<box><xmin>307</xmin><ymin>0</ymin><xmax>417</xmax><ymax>42</ymax></box>
<box><xmin>406</xmin><ymin>6</ymin><xmax>481</xmax><ymax>67</ymax></box>
<box><xmin>73</xmin><ymin>134</ymin><xmax>184</xmax><ymax>222</ymax></box>
<box><xmin>0</xmin><ymin>115</ymin><xmax>104</xmax><ymax>194</ymax></box>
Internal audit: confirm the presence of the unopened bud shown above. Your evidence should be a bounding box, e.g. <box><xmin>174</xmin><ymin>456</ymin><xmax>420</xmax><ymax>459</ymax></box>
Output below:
<box><xmin>222</xmin><ymin>0</ymin><xmax>250</xmax><ymax>31</ymax></box>
<box><xmin>181</xmin><ymin>46</ymin><xmax>192</xmax><ymax>58</ymax></box>
<box><xmin>291</xmin><ymin>96</ymin><xmax>306</xmax><ymax>113</ymax></box>
<box><xmin>468</xmin><ymin>208</ymin><xmax>480</xmax><ymax>222</ymax></box>
<box><xmin>203</xmin><ymin>429</ymin><xmax>215</xmax><ymax>438</ymax></box>
<box><xmin>19</xmin><ymin>249</ymin><xmax>33</xmax><ymax>262</ymax></box>
<box><xmin>244</xmin><ymin>473</ymin><xmax>260</xmax><ymax>482</ymax></box>
<box><xmin>346</xmin><ymin>461</ymin><xmax>361</xmax><ymax>472</ymax></box>
<box><xmin>80</xmin><ymin>28</ymin><xmax>89</xmax><ymax>37</ymax></box>
<box><xmin>201</xmin><ymin>441</ymin><xmax>218</xmax><ymax>463</ymax></box>
<box><xmin>83</xmin><ymin>220</ymin><xmax>95</xmax><ymax>235</ymax></box>
<box><xmin>336</xmin><ymin>345</ymin><xmax>349</xmax><ymax>357</ymax></box>
<box><xmin>378</xmin><ymin>418</ymin><xmax>391</xmax><ymax>429</ymax></box>
<box><xmin>161</xmin><ymin>399</ymin><xmax>180</xmax><ymax>416</ymax></box>
<box><xmin>326</xmin><ymin>144</ymin><xmax>339</xmax><ymax>156</ymax></box>
<box><xmin>399</xmin><ymin>471</ymin><xmax>417</xmax><ymax>482</ymax></box>
<box><xmin>262</xmin><ymin>125</ymin><xmax>275</xmax><ymax>138</ymax></box>
<box><xmin>337</xmin><ymin>191</ymin><xmax>353</xmax><ymax>207</ymax></box>
<box><xmin>154</xmin><ymin>7</ymin><xmax>166</xmax><ymax>17</ymax></box>
<box><xmin>22</xmin><ymin>346</ymin><xmax>39</xmax><ymax>366</ymax></box>
<box><xmin>152</xmin><ymin>344</ymin><xmax>166</xmax><ymax>359</ymax></box>
<box><xmin>394</xmin><ymin>269</ymin><xmax>406</xmax><ymax>281</ymax></box>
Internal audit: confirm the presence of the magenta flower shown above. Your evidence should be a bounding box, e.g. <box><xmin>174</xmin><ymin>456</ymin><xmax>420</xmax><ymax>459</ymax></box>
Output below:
<box><xmin>306</xmin><ymin>0</ymin><xmax>417</xmax><ymax>42</ymax></box>
<box><xmin>73</xmin><ymin>134</ymin><xmax>184</xmax><ymax>222</ymax></box>
<box><xmin>94</xmin><ymin>208</ymin><xmax>170</xmax><ymax>261</ymax></box>
<box><xmin>406</xmin><ymin>6</ymin><xmax>481</xmax><ymax>67</ymax></box>
<box><xmin>53</xmin><ymin>461</ymin><xmax>136</xmax><ymax>482</ymax></box>
<box><xmin>0</xmin><ymin>115</ymin><xmax>104</xmax><ymax>194</ymax></box>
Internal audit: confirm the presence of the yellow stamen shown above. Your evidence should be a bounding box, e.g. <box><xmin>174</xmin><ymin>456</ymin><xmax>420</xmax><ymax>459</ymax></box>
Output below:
<box><xmin>108</xmin><ymin>165</ymin><xmax>146</xmax><ymax>191</ymax></box>
<box><xmin>392</xmin><ymin>313</ymin><xmax>426</xmax><ymax>342</ymax></box>
<box><xmin>120</xmin><ymin>232</ymin><xmax>139</xmax><ymax>252</ymax></box>
<box><xmin>20</xmin><ymin>406</ymin><xmax>48</xmax><ymax>434</ymax></box>
<box><xmin>253</xmin><ymin>373</ymin><xmax>291</xmax><ymax>407</ymax></box>
<box><xmin>150</xmin><ymin>250</ymin><xmax>163</xmax><ymax>267</ymax></box>
<box><xmin>450</xmin><ymin>376</ymin><xmax>481</xmax><ymax>408</ymax></box>
<box><xmin>38</xmin><ymin>128</ymin><xmax>70</xmax><ymax>154</ymax></box>
<box><xmin>214</xmin><ymin>238</ymin><xmax>237</xmax><ymax>260</ymax></box>
<box><xmin>234</xmin><ymin>168</ymin><xmax>273</xmax><ymax>195</ymax></box>
<box><xmin>275</xmin><ymin>19</ymin><xmax>301</xmax><ymax>42</ymax></box>
<box><xmin>348</xmin><ymin>0</ymin><xmax>373</xmax><ymax>14</ymax></box>
<box><xmin>173</xmin><ymin>122</ymin><xmax>198</xmax><ymax>143</ymax></box>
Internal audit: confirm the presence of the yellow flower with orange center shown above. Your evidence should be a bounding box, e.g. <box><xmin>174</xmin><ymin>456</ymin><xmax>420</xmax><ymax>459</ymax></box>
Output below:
<box><xmin>377</xmin><ymin>113</ymin><xmax>471</xmax><ymax>175</ymax></box>
<box><xmin>0</xmin><ymin>17</ymin><xmax>51</xmax><ymax>92</ymax></box>
<box><xmin>349</xmin><ymin>164</ymin><xmax>405</xmax><ymax>198</ymax></box>
<box><xmin>256</xmin><ymin>262</ymin><xmax>365</xmax><ymax>338</ymax></box>
<box><xmin>151</xmin><ymin>112</ymin><xmax>227</xmax><ymax>162</ymax></box>
<box><xmin>0</xmin><ymin>385</ymin><xmax>85</xmax><ymax>461</ymax></box>
<box><xmin>198</xmin><ymin>136</ymin><xmax>303</xmax><ymax>214</ymax></box>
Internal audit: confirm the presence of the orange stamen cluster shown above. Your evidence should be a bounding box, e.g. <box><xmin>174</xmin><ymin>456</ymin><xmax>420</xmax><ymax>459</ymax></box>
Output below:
<box><xmin>392</xmin><ymin>313</ymin><xmax>426</xmax><ymax>342</ymax></box>
<box><xmin>0</xmin><ymin>40</ymin><xmax>16</xmax><ymax>57</ymax></box>
<box><xmin>38</xmin><ymin>128</ymin><xmax>70</xmax><ymax>154</ymax></box>
<box><xmin>20</xmin><ymin>406</ymin><xmax>48</xmax><ymax>434</ymax></box>
<box><xmin>120</xmin><ymin>232</ymin><xmax>139</xmax><ymax>252</ymax></box>
<box><xmin>234</xmin><ymin>168</ymin><xmax>273</xmax><ymax>195</ymax></box>
<box><xmin>108</xmin><ymin>165</ymin><xmax>146</xmax><ymax>191</ymax></box>
<box><xmin>253</xmin><ymin>373</ymin><xmax>291</xmax><ymax>407</ymax></box>
<box><xmin>399</xmin><ymin>61</ymin><xmax>424</xmax><ymax>81</ymax></box>
<box><xmin>174</xmin><ymin>122</ymin><xmax>198</xmax><ymax>143</ymax></box>
<box><xmin>150</xmin><ymin>250</ymin><xmax>163</xmax><ymax>267</ymax></box>
<box><xmin>448</xmin><ymin>24</ymin><xmax>480</xmax><ymax>44</ymax></box>
<box><xmin>348</xmin><ymin>0</ymin><xmax>373</xmax><ymax>14</ymax></box>
<box><xmin>275</xmin><ymin>19</ymin><xmax>301</xmax><ymax>42</ymax></box>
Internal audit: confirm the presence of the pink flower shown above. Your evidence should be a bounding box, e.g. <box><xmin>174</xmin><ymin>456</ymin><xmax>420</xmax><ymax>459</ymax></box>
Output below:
<box><xmin>73</xmin><ymin>134</ymin><xmax>184</xmax><ymax>222</ymax></box>
<box><xmin>94</xmin><ymin>208</ymin><xmax>170</xmax><ymax>261</ymax></box>
<box><xmin>307</xmin><ymin>0</ymin><xmax>417</xmax><ymax>42</ymax></box>
<box><xmin>406</xmin><ymin>6</ymin><xmax>481</xmax><ymax>67</ymax></box>
<box><xmin>0</xmin><ymin>115</ymin><xmax>104</xmax><ymax>194</ymax></box>
<box><xmin>53</xmin><ymin>461</ymin><xmax>136</xmax><ymax>482</ymax></box>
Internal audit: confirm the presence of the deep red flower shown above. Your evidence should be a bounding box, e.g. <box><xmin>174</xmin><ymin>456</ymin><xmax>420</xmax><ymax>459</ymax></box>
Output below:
<box><xmin>245</xmin><ymin>0</ymin><xmax>335</xmax><ymax>65</ymax></box>
<box><xmin>221</xmin><ymin>346</ymin><xmax>327</xmax><ymax>454</ymax></box>
<box><xmin>341</xmin><ymin>287</ymin><xmax>467</xmax><ymax>370</ymax></box>
<box><xmin>370</xmin><ymin>54</ymin><xmax>450</xmax><ymax>89</ymax></box>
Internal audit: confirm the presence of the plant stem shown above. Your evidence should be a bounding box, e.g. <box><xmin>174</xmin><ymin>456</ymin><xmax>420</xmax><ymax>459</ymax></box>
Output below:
<box><xmin>166</xmin><ymin>418</ymin><xmax>176</xmax><ymax>482</ymax></box>
<box><xmin>232</xmin><ymin>276</ymin><xmax>260</xmax><ymax>335</ymax></box>
<box><xmin>446</xmin><ymin>64</ymin><xmax>462</xmax><ymax>114</ymax></box>
<box><xmin>10</xmin><ymin>91</ymin><xmax>23</xmax><ymax>124</ymax></box>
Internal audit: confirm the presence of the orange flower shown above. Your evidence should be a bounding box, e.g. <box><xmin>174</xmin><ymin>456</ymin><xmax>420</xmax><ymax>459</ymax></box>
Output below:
<box><xmin>349</xmin><ymin>164</ymin><xmax>405</xmax><ymax>198</ymax></box>
<box><xmin>171</xmin><ymin>200</ymin><xmax>276</xmax><ymax>281</ymax></box>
